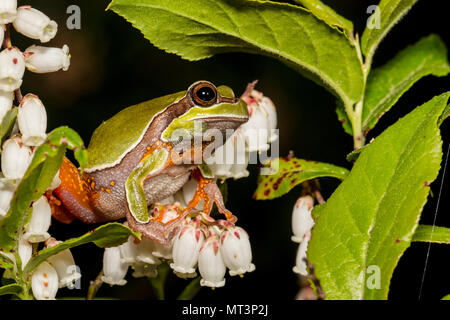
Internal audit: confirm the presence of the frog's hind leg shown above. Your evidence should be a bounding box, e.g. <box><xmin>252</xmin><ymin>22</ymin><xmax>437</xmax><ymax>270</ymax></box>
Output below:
<box><xmin>47</xmin><ymin>157</ymin><xmax>106</xmax><ymax>224</ymax></box>
<box><xmin>184</xmin><ymin>168</ymin><xmax>237</xmax><ymax>223</ymax></box>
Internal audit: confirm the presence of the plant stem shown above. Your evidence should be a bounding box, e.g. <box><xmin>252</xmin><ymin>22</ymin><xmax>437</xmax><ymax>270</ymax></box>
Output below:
<box><xmin>177</xmin><ymin>277</ymin><xmax>202</xmax><ymax>300</ymax></box>
<box><xmin>87</xmin><ymin>270</ymin><xmax>104</xmax><ymax>300</ymax></box>
<box><xmin>149</xmin><ymin>263</ymin><xmax>169</xmax><ymax>300</ymax></box>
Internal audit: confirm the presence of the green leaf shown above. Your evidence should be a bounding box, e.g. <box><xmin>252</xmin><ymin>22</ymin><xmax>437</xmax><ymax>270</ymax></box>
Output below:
<box><xmin>363</xmin><ymin>35</ymin><xmax>450</xmax><ymax>133</ymax></box>
<box><xmin>0</xmin><ymin>283</ymin><xmax>22</xmax><ymax>296</ymax></box>
<box><xmin>412</xmin><ymin>225</ymin><xmax>450</xmax><ymax>244</ymax></box>
<box><xmin>361</xmin><ymin>0</ymin><xmax>418</xmax><ymax>64</ymax></box>
<box><xmin>23</xmin><ymin>223</ymin><xmax>139</xmax><ymax>276</ymax></box>
<box><xmin>442</xmin><ymin>294</ymin><xmax>450</xmax><ymax>300</ymax></box>
<box><xmin>308</xmin><ymin>92</ymin><xmax>450</xmax><ymax>300</ymax></box>
<box><xmin>292</xmin><ymin>0</ymin><xmax>353</xmax><ymax>38</ymax></box>
<box><xmin>0</xmin><ymin>252</ymin><xmax>14</xmax><ymax>269</ymax></box>
<box><xmin>336</xmin><ymin>100</ymin><xmax>353</xmax><ymax>135</ymax></box>
<box><xmin>0</xmin><ymin>107</ymin><xmax>18</xmax><ymax>150</ymax></box>
<box><xmin>438</xmin><ymin>104</ymin><xmax>450</xmax><ymax>127</ymax></box>
<box><xmin>253</xmin><ymin>157</ymin><xmax>349</xmax><ymax>200</ymax></box>
<box><xmin>107</xmin><ymin>0</ymin><xmax>364</xmax><ymax>107</ymax></box>
<box><xmin>0</xmin><ymin>126</ymin><xmax>88</xmax><ymax>253</ymax></box>
<box><xmin>177</xmin><ymin>277</ymin><xmax>202</xmax><ymax>300</ymax></box>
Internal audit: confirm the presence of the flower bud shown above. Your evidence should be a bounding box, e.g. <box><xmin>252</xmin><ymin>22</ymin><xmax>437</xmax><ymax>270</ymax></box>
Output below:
<box><xmin>293</xmin><ymin>233</ymin><xmax>311</xmax><ymax>276</ymax></box>
<box><xmin>0</xmin><ymin>0</ymin><xmax>17</xmax><ymax>24</ymax></box>
<box><xmin>291</xmin><ymin>195</ymin><xmax>315</xmax><ymax>243</ymax></box>
<box><xmin>170</xmin><ymin>220</ymin><xmax>204</xmax><ymax>278</ymax></box>
<box><xmin>1</xmin><ymin>136</ymin><xmax>32</xmax><ymax>181</ymax></box>
<box><xmin>198</xmin><ymin>231</ymin><xmax>226</xmax><ymax>288</ymax></box>
<box><xmin>24</xmin><ymin>44</ymin><xmax>70</xmax><ymax>73</ymax></box>
<box><xmin>102</xmin><ymin>247</ymin><xmax>128</xmax><ymax>286</ymax></box>
<box><xmin>31</xmin><ymin>261</ymin><xmax>59</xmax><ymax>300</ymax></box>
<box><xmin>18</xmin><ymin>93</ymin><xmax>47</xmax><ymax>146</ymax></box>
<box><xmin>23</xmin><ymin>196</ymin><xmax>51</xmax><ymax>243</ymax></box>
<box><xmin>0</xmin><ymin>47</ymin><xmax>25</xmax><ymax>91</ymax></box>
<box><xmin>0</xmin><ymin>90</ymin><xmax>13</xmax><ymax>122</ymax></box>
<box><xmin>12</xmin><ymin>6</ymin><xmax>57</xmax><ymax>43</ymax></box>
<box><xmin>45</xmin><ymin>238</ymin><xmax>81</xmax><ymax>288</ymax></box>
<box><xmin>220</xmin><ymin>226</ymin><xmax>255</xmax><ymax>276</ymax></box>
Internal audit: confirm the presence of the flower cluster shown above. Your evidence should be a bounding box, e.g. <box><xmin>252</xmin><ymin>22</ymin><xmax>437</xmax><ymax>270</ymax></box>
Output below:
<box><xmin>102</xmin><ymin>182</ymin><xmax>255</xmax><ymax>289</ymax></box>
<box><xmin>291</xmin><ymin>195</ymin><xmax>315</xmax><ymax>276</ymax></box>
<box><xmin>0</xmin><ymin>1</ymin><xmax>73</xmax><ymax>300</ymax></box>
<box><xmin>205</xmin><ymin>88</ymin><xmax>278</xmax><ymax>180</ymax></box>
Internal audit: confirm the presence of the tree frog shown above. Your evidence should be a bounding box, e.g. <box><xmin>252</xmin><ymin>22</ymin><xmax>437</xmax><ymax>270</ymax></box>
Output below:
<box><xmin>47</xmin><ymin>81</ymin><xmax>249</xmax><ymax>244</ymax></box>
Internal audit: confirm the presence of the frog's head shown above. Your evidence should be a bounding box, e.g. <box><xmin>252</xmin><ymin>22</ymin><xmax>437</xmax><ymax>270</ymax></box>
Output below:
<box><xmin>161</xmin><ymin>81</ymin><xmax>249</xmax><ymax>144</ymax></box>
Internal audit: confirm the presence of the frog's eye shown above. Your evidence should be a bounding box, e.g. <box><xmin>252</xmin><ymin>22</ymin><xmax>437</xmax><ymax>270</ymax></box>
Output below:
<box><xmin>192</xmin><ymin>82</ymin><xmax>217</xmax><ymax>106</ymax></box>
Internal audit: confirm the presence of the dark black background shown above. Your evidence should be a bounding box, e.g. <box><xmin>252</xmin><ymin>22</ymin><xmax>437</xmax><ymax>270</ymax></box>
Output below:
<box><xmin>9</xmin><ymin>0</ymin><xmax>449</xmax><ymax>300</ymax></box>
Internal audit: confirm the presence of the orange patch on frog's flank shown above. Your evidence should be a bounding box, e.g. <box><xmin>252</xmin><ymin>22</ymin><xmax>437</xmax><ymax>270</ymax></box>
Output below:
<box><xmin>52</xmin><ymin>157</ymin><xmax>98</xmax><ymax>223</ymax></box>
<box><xmin>109</xmin><ymin>180</ymin><xmax>116</xmax><ymax>187</ymax></box>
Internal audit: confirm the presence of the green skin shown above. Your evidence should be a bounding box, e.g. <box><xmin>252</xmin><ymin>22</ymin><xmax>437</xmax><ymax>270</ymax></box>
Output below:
<box><xmin>58</xmin><ymin>81</ymin><xmax>248</xmax><ymax>244</ymax></box>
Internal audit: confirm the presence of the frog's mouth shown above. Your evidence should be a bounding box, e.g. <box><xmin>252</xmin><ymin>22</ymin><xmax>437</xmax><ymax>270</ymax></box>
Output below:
<box><xmin>194</xmin><ymin>115</ymin><xmax>248</xmax><ymax>123</ymax></box>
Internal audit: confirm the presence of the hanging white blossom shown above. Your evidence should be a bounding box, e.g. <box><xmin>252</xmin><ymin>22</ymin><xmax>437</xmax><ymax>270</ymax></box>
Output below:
<box><xmin>12</xmin><ymin>6</ymin><xmax>57</xmax><ymax>43</ymax></box>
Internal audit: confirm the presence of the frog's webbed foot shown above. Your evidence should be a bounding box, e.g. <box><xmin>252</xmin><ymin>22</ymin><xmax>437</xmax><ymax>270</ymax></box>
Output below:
<box><xmin>183</xmin><ymin>168</ymin><xmax>237</xmax><ymax>223</ymax></box>
<box><xmin>125</xmin><ymin>203</ymin><xmax>189</xmax><ymax>245</ymax></box>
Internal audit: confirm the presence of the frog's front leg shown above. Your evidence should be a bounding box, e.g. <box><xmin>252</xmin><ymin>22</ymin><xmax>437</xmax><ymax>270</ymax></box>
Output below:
<box><xmin>125</xmin><ymin>146</ymin><xmax>171</xmax><ymax>224</ymax></box>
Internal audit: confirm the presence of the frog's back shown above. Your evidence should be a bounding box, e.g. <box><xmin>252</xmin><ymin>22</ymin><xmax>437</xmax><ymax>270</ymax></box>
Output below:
<box><xmin>85</xmin><ymin>91</ymin><xmax>186</xmax><ymax>172</ymax></box>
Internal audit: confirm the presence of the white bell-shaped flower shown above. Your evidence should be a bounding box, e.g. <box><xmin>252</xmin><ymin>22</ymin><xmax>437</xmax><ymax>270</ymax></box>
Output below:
<box><xmin>229</xmin><ymin>131</ymin><xmax>249</xmax><ymax>179</ymax></box>
<box><xmin>18</xmin><ymin>236</ymin><xmax>32</xmax><ymax>269</ymax></box>
<box><xmin>12</xmin><ymin>6</ymin><xmax>57</xmax><ymax>43</ymax></box>
<box><xmin>240</xmin><ymin>105</ymin><xmax>270</xmax><ymax>152</ymax></box>
<box><xmin>0</xmin><ymin>47</ymin><xmax>25</xmax><ymax>91</ymax></box>
<box><xmin>24</xmin><ymin>44</ymin><xmax>70</xmax><ymax>73</ymax></box>
<box><xmin>291</xmin><ymin>196</ymin><xmax>315</xmax><ymax>243</ymax></box>
<box><xmin>1</xmin><ymin>135</ymin><xmax>32</xmax><ymax>181</ymax></box>
<box><xmin>23</xmin><ymin>196</ymin><xmax>51</xmax><ymax>243</ymax></box>
<box><xmin>152</xmin><ymin>241</ymin><xmax>173</xmax><ymax>260</ymax></box>
<box><xmin>101</xmin><ymin>247</ymin><xmax>128</xmax><ymax>286</ymax></box>
<box><xmin>45</xmin><ymin>238</ymin><xmax>81</xmax><ymax>288</ymax></box>
<box><xmin>258</xmin><ymin>95</ymin><xmax>278</xmax><ymax>142</ymax></box>
<box><xmin>119</xmin><ymin>235</ymin><xmax>139</xmax><ymax>265</ymax></box>
<box><xmin>18</xmin><ymin>93</ymin><xmax>47</xmax><ymax>146</ymax></box>
<box><xmin>49</xmin><ymin>170</ymin><xmax>61</xmax><ymax>189</ymax></box>
<box><xmin>131</xmin><ymin>262</ymin><xmax>158</xmax><ymax>278</ymax></box>
<box><xmin>181</xmin><ymin>178</ymin><xmax>202</xmax><ymax>209</ymax></box>
<box><xmin>220</xmin><ymin>226</ymin><xmax>255</xmax><ymax>276</ymax></box>
<box><xmin>0</xmin><ymin>90</ymin><xmax>13</xmax><ymax>122</ymax></box>
<box><xmin>135</xmin><ymin>237</ymin><xmax>161</xmax><ymax>265</ymax></box>
<box><xmin>207</xmin><ymin>134</ymin><xmax>234</xmax><ymax>178</ymax></box>
<box><xmin>0</xmin><ymin>0</ymin><xmax>17</xmax><ymax>24</ymax></box>
<box><xmin>0</xmin><ymin>25</ymin><xmax>3</xmax><ymax>46</ymax></box>
<box><xmin>293</xmin><ymin>233</ymin><xmax>311</xmax><ymax>276</ymax></box>
<box><xmin>170</xmin><ymin>220</ymin><xmax>204</xmax><ymax>278</ymax></box>
<box><xmin>0</xmin><ymin>183</ymin><xmax>15</xmax><ymax>218</ymax></box>
<box><xmin>198</xmin><ymin>231</ymin><xmax>226</xmax><ymax>288</ymax></box>
<box><xmin>31</xmin><ymin>261</ymin><xmax>59</xmax><ymax>300</ymax></box>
